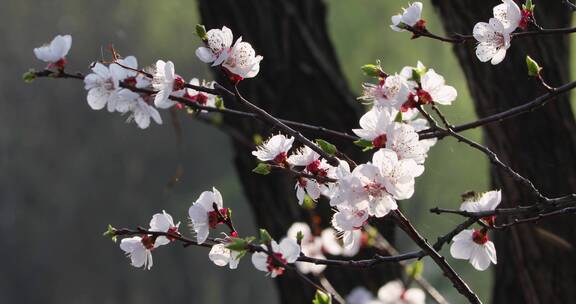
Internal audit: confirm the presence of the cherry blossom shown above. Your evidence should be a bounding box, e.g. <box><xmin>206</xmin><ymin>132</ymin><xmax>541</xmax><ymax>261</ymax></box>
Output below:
<box><xmin>390</xmin><ymin>2</ymin><xmax>424</xmax><ymax>32</ymax></box>
<box><xmin>152</xmin><ymin>60</ymin><xmax>185</xmax><ymax>109</ymax></box>
<box><xmin>196</xmin><ymin>26</ymin><xmax>234</xmax><ymax>66</ymax></box>
<box><xmin>360</xmin><ymin>74</ymin><xmax>411</xmax><ymax>110</ymax></box>
<box><xmin>287</xmin><ymin>222</ymin><xmax>326</xmax><ymax>274</ymax></box>
<box><xmin>351</xmin><ymin>162</ymin><xmax>399</xmax><ymax>217</ymax></box>
<box><xmin>473</xmin><ymin>18</ymin><xmax>511</xmax><ymax>65</ymax></box>
<box><xmin>149</xmin><ymin>210</ymin><xmax>180</xmax><ymax>247</ymax></box>
<box><xmin>321</xmin><ymin>228</ymin><xmax>361</xmax><ymax>257</ymax></box>
<box><xmin>352</xmin><ymin>107</ymin><xmax>396</xmax><ymax>148</ymax></box>
<box><xmin>460</xmin><ymin>190</ymin><xmax>502</xmax><ymax>213</ymax></box>
<box><xmin>295</xmin><ymin>177</ymin><xmax>322</xmax><ymax>205</ymax></box>
<box><xmin>287</xmin><ymin>145</ymin><xmax>320</xmax><ymax>168</ymax></box>
<box><xmin>123</xmin><ymin>96</ymin><xmax>163</xmax><ymax>129</ymax></box>
<box><xmin>493</xmin><ymin>0</ymin><xmax>521</xmax><ymax>33</ymax></box>
<box><xmin>332</xmin><ymin>206</ymin><xmax>369</xmax><ymax>249</ymax></box>
<box><xmin>208</xmin><ymin>243</ymin><xmax>240</xmax><ymax>269</ymax></box>
<box><xmin>188</xmin><ymin>187</ymin><xmax>226</xmax><ymax>244</ymax></box>
<box><xmin>385</xmin><ymin>123</ymin><xmax>428</xmax><ymax>164</ymax></box>
<box><xmin>252</xmin><ymin>134</ymin><xmax>294</xmax><ymax>164</ymax></box>
<box><xmin>450</xmin><ymin>229</ymin><xmax>497</xmax><ymax>271</ymax></box>
<box><xmin>119</xmin><ymin>235</ymin><xmax>155</xmax><ymax>270</ymax></box>
<box><xmin>369</xmin><ymin>149</ymin><xmax>424</xmax><ymax>200</ymax></box>
<box><xmin>377</xmin><ymin>280</ymin><xmax>425</xmax><ymax>304</ymax></box>
<box><xmin>33</xmin><ymin>34</ymin><xmax>72</xmax><ymax>69</ymax></box>
<box><xmin>251</xmin><ymin>237</ymin><xmax>300</xmax><ymax>278</ymax></box>
<box><xmin>346</xmin><ymin>287</ymin><xmax>377</xmax><ymax>304</ymax></box>
<box><xmin>83</xmin><ymin>62</ymin><xmax>133</xmax><ymax>112</ymax></box>
<box><xmin>419</xmin><ymin>69</ymin><xmax>457</xmax><ymax>106</ymax></box>
<box><xmin>185</xmin><ymin>78</ymin><xmax>217</xmax><ymax>108</ymax></box>
<box><xmin>222</xmin><ymin>37</ymin><xmax>263</xmax><ymax>81</ymax></box>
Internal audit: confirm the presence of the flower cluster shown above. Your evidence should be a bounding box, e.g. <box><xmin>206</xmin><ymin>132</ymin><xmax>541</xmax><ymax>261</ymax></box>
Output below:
<box><xmin>450</xmin><ymin>190</ymin><xmax>501</xmax><ymax>270</ymax></box>
<box><xmin>347</xmin><ymin>280</ymin><xmax>425</xmax><ymax>304</ymax></box>
<box><xmin>196</xmin><ymin>26</ymin><xmax>263</xmax><ymax>82</ymax></box>
<box><xmin>119</xmin><ymin>211</ymin><xmax>181</xmax><ymax>270</ymax></box>
<box><xmin>473</xmin><ymin>0</ymin><xmax>531</xmax><ymax>65</ymax></box>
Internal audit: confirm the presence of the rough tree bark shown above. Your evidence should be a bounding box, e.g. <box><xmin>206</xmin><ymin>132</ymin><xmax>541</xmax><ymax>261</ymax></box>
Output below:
<box><xmin>197</xmin><ymin>0</ymin><xmax>398</xmax><ymax>303</ymax></box>
<box><xmin>431</xmin><ymin>1</ymin><xmax>576</xmax><ymax>303</ymax></box>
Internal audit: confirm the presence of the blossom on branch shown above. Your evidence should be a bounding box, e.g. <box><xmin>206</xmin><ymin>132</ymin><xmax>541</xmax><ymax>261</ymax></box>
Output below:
<box><xmin>222</xmin><ymin>37</ymin><xmax>263</xmax><ymax>81</ymax></box>
<box><xmin>346</xmin><ymin>281</ymin><xmax>425</xmax><ymax>304</ymax></box>
<box><xmin>119</xmin><ymin>235</ymin><xmax>156</xmax><ymax>270</ymax></box>
<box><xmin>251</xmin><ymin>237</ymin><xmax>300</xmax><ymax>278</ymax></box>
<box><xmin>460</xmin><ymin>190</ymin><xmax>502</xmax><ymax>226</ymax></box>
<box><xmin>419</xmin><ymin>69</ymin><xmax>457</xmax><ymax>105</ymax></box>
<box><xmin>252</xmin><ymin>134</ymin><xmax>295</xmax><ymax>164</ymax></box>
<box><xmin>208</xmin><ymin>243</ymin><xmax>240</xmax><ymax>269</ymax></box>
<box><xmin>152</xmin><ymin>60</ymin><xmax>185</xmax><ymax>109</ymax></box>
<box><xmin>390</xmin><ymin>2</ymin><xmax>424</xmax><ymax>32</ymax></box>
<box><xmin>321</xmin><ymin>227</ymin><xmax>362</xmax><ymax>257</ymax></box>
<box><xmin>332</xmin><ymin>206</ymin><xmax>369</xmax><ymax>249</ymax></box>
<box><xmin>33</xmin><ymin>34</ymin><xmax>72</xmax><ymax>69</ymax></box>
<box><xmin>450</xmin><ymin>228</ymin><xmax>497</xmax><ymax>271</ymax></box>
<box><xmin>360</xmin><ymin>74</ymin><xmax>411</xmax><ymax>110</ymax></box>
<box><xmin>493</xmin><ymin>0</ymin><xmax>522</xmax><ymax>33</ymax></box>
<box><xmin>473</xmin><ymin>18</ymin><xmax>511</xmax><ymax>65</ymax></box>
<box><xmin>287</xmin><ymin>222</ymin><xmax>326</xmax><ymax>274</ymax></box>
<box><xmin>185</xmin><ymin>78</ymin><xmax>217</xmax><ymax>108</ymax></box>
<box><xmin>196</xmin><ymin>26</ymin><xmax>234</xmax><ymax>66</ymax></box>
<box><xmin>188</xmin><ymin>187</ymin><xmax>226</xmax><ymax>244</ymax></box>
<box><xmin>149</xmin><ymin>210</ymin><xmax>180</xmax><ymax>247</ymax></box>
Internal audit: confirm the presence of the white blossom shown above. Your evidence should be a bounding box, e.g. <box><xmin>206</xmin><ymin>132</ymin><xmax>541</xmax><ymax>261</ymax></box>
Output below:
<box><xmin>493</xmin><ymin>0</ymin><xmax>522</xmax><ymax>33</ymax></box>
<box><xmin>473</xmin><ymin>18</ymin><xmax>511</xmax><ymax>65</ymax></box>
<box><xmin>346</xmin><ymin>287</ymin><xmax>378</xmax><ymax>304</ymax></box>
<box><xmin>149</xmin><ymin>210</ymin><xmax>180</xmax><ymax>247</ymax></box>
<box><xmin>390</xmin><ymin>2</ymin><xmax>423</xmax><ymax>32</ymax></box>
<box><xmin>152</xmin><ymin>60</ymin><xmax>185</xmax><ymax>109</ymax></box>
<box><xmin>352</xmin><ymin>107</ymin><xmax>396</xmax><ymax>147</ymax></box>
<box><xmin>33</xmin><ymin>34</ymin><xmax>72</xmax><ymax>67</ymax></box>
<box><xmin>188</xmin><ymin>187</ymin><xmax>224</xmax><ymax>244</ymax></box>
<box><xmin>295</xmin><ymin>178</ymin><xmax>322</xmax><ymax>205</ymax></box>
<box><xmin>460</xmin><ymin>190</ymin><xmax>502</xmax><ymax>213</ymax></box>
<box><xmin>287</xmin><ymin>222</ymin><xmax>326</xmax><ymax>274</ymax></box>
<box><xmin>251</xmin><ymin>237</ymin><xmax>300</xmax><ymax>278</ymax></box>
<box><xmin>360</xmin><ymin>75</ymin><xmax>411</xmax><ymax>110</ymax></box>
<box><xmin>450</xmin><ymin>229</ymin><xmax>497</xmax><ymax>271</ymax></box>
<box><xmin>84</xmin><ymin>63</ymin><xmax>131</xmax><ymax>112</ymax></box>
<box><xmin>377</xmin><ymin>280</ymin><xmax>425</xmax><ymax>304</ymax></box>
<box><xmin>419</xmin><ymin>69</ymin><xmax>457</xmax><ymax>105</ymax></box>
<box><xmin>287</xmin><ymin>145</ymin><xmax>320</xmax><ymax>167</ymax></box>
<box><xmin>125</xmin><ymin>97</ymin><xmax>163</xmax><ymax>129</ymax></box>
<box><xmin>185</xmin><ymin>78</ymin><xmax>217</xmax><ymax>108</ymax></box>
<box><xmin>332</xmin><ymin>206</ymin><xmax>369</xmax><ymax>249</ymax></box>
<box><xmin>385</xmin><ymin>122</ymin><xmax>428</xmax><ymax>164</ymax></box>
<box><xmin>321</xmin><ymin>228</ymin><xmax>361</xmax><ymax>257</ymax></box>
<box><xmin>252</xmin><ymin>134</ymin><xmax>294</xmax><ymax>163</ymax></box>
<box><xmin>196</xmin><ymin>26</ymin><xmax>234</xmax><ymax>66</ymax></box>
<box><xmin>208</xmin><ymin>243</ymin><xmax>240</xmax><ymax>269</ymax></box>
<box><xmin>223</xmin><ymin>37</ymin><xmax>263</xmax><ymax>80</ymax></box>
<box><xmin>119</xmin><ymin>236</ymin><xmax>155</xmax><ymax>270</ymax></box>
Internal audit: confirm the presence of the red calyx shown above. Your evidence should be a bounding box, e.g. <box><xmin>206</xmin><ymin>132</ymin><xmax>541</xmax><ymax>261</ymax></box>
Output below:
<box><xmin>417</xmin><ymin>89</ymin><xmax>433</xmax><ymax>105</ymax></box>
<box><xmin>48</xmin><ymin>58</ymin><xmax>67</xmax><ymax>70</ymax></box>
<box><xmin>482</xmin><ymin>215</ymin><xmax>496</xmax><ymax>227</ymax></box>
<box><xmin>208</xmin><ymin>208</ymin><xmax>229</xmax><ymax>229</ymax></box>
<box><xmin>401</xmin><ymin>93</ymin><xmax>418</xmax><ymax>112</ymax></box>
<box><xmin>472</xmin><ymin>229</ymin><xmax>489</xmax><ymax>245</ymax></box>
<box><xmin>372</xmin><ymin>134</ymin><xmax>387</xmax><ymax>148</ymax></box>
<box><xmin>411</xmin><ymin>19</ymin><xmax>427</xmax><ymax>39</ymax></box>
<box><xmin>519</xmin><ymin>10</ymin><xmax>532</xmax><ymax>30</ymax></box>
<box><xmin>166</xmin><ymin>226</ymin><xmax>180</xmax><ymax>241</ymax></box>
<box><xmin>222</xmin><ymin>67</ymin><xmax>243</xmax><ymax>84</ymax></box>
<box><xmin>173</xmin><ymin>76</ymin><xmax>186</xmax><ymax>91</ymax></box>
<box><xmin>273</xmin><ymin>152</ymin><xmax>288</xmax><ymax>165</ymax></box>
<box><xmin>123</xmin><ymin>76</ymin><xmax>137</xmax><ymax>87</ymax></box>
<box><xmin>141</xmin><ymin>234</ymin><xmax>155</xmax><ymax>250</ymax></box>
<box><xmin>266</xmin><ymin>252</ymin><xmax>287</xmax><ymax>275</ymax></box>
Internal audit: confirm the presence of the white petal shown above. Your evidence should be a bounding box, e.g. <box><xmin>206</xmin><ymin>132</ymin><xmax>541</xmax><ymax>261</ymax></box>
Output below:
<box><xmin>431</xmin><ymin>85</ymin><xmax>457</xmax><ymax>105</ymax></box>
<box><xmin>209</xmin><ymin>244</ymin><xmax>231</xmax><ymax>267</ymax></box>
<box><xmin>251</xmin><ymin>252</ymin><xmax>269</xmax><ymax>272</ymax></box>
<box><xmin>469</xmin><ymin>245</ymin><xmax>492</xmax><ymax>271</ymax></box>
<box><xmin>279</xmin><ymin>238</ymin><xmax>301</xmax><ymax>263</ymax></box>
<box><xmin>490</xmin><ymin>47</ymin><xmax>508</xmax><ymax>65</ymax></box>
<box><xmin>476</xmin><ymin>43</ymin><xmax>498</xmax><ymax>63</ymax></box>
<box><xmin>87</xmin><ymin>87</ymin><xmax>110</xmax><ymax>110</ymax></box>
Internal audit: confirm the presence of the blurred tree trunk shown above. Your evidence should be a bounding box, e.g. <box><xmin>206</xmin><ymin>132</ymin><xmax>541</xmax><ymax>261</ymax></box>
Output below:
<box><xmin>432</xmin><ymin>1</ymin><xmax>576</xmax><ymax>303</ymax></box>
<box><xmin>197</xmin><ymin>0</ymin><xmax>398</xmax><ymax>302</ymax></box>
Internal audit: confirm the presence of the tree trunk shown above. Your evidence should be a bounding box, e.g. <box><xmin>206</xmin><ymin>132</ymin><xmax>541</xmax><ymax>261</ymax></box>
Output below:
<box><xmin>431</xmin><ymin>1</ymin><xmax>576</xmax><ymax>303</ymax></box>
<box><xmin>197</xmin><ymin>1</ymin><xmax>399</xmax><ymax>302</ymax></box>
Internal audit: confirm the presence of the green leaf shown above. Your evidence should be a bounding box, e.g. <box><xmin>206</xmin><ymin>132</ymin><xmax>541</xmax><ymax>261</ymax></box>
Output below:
<box><xmin>301</xmin><ymin>194</ymin><xmax>316</xmax><ymax>210</ymax></box>
<box><xmin>226</xmin><ymin>237</ymin><xmax>248</xmax><ymax>251</ymax></box>
<box><xmin>360</xmin><ymin>64</ymin><xmax>382</xmax><ymax>77</ymax></box>
<box><xmin>252</xmin><ymin>163</ymin><xmax>271</xmax><ymax>175</ymax></box>
<box><xmin>196</xmin><ymin>24</ymin><xmax>208</xmax><ymax>41</ymax></box>
<box><xmin>214</xmin><ymin>96</ymin><xmax>225</xmax><ymax>109</ymax></box>
<box><xmin>22</xmin><ymin>69</ymin><xmax>37</xmax><ymax>83</ymax></box>
<box><xmin>523</xmin><ymin>0</ymin><xmax>535</xmax><ymax>11</ymax></box>
<box><xmin>353</xmin><ymin>139</ymin><xmax>373</xmax><ymax>149</ymax></box>
<box><xmin>102</xmin><ymin>224</ymin><xmax>117</xmax><ymax>243</ymax></box>
<box><xmin>312</xmin><ymin>290</ymin><xmax>332</xmax><ymax>304</ymax></box>
<box><xmin>526</xmin><ymin>55</ymin><xmax>542</xmax><ymax>77</ymax></box>
<box><xmin>259</xmin><ymin>229</ymin><xmax>272</xmax><ymax>244</ymax></box>
<box><xmin>315</xmin><ymin>139</ymin><xmax>337</xmax><ymax>156</ymax></box>
<box><xmin>394</xmin><ymin>111</ymin><xmax>403</xmax><ymax>122</ymax></box>
<box><xmin>406</xmin><ymin>260</ymin><xmax>425</xmax><ymax>279</ymax></box>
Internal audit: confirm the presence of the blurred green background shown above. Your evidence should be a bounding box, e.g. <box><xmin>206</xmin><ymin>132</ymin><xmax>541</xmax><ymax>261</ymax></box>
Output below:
<box><xmin>11</xmin><ymin>0</ymin><xmax>572</xmax><ymax>303</ymax></box>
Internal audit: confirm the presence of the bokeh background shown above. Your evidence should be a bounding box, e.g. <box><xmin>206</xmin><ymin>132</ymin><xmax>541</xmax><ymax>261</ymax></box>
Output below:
<box><xmin>8</xmin><ymin>0</ymin><xmax>563</xmax><ymax>302</ymax></box>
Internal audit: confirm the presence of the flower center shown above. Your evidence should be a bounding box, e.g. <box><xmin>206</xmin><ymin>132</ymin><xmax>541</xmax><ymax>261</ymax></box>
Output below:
<box><xmin>208</xmin><ymin>208</ymin><xmax>229</xmax><ymax>229</ymax></box>
<box><xmin>166</xmin><ymin>226</ymin><xmax>180</xmax><ymax>241</ymax></box>
<box><xmin>364</xmin><ymin>182</ymin><xmax>386</xmax><ymax>198</ymax></box>
<box><xmin>273</xmin><ymin>152</ymin><xmax>288</xmax><ymax>165</ymax></box>
<box><xmin>124</xmin><ymin>76</ymin><xmax>137</xmax><ymax>87</ymax></box>
<box><xmin>372</xmin><ymin>134</ymin><xmax>387</xmax><ymax>148</ymax></box>
<box><xmin>472</xmin><ymin>229</ymin><xmax>489</xmax><ymax>245</ymax></box>
<box><xmin>173</xmin><ymin>76</ymin><xmax>185</xmax><ymax>91</ymax></box>
<box><xmin>417</xmin><ymin>89</ymin><xmax>432</xmax><ymax>105</ymax></box>
<box><xmin>141</xmin><ymin>235</ymin><xmax>155</xmax><ymax>250</ymax></box>
<box><xmin>266</xmin><ymin>252</ymin><xmax>287</xmax><ymax>275</ymax></box>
